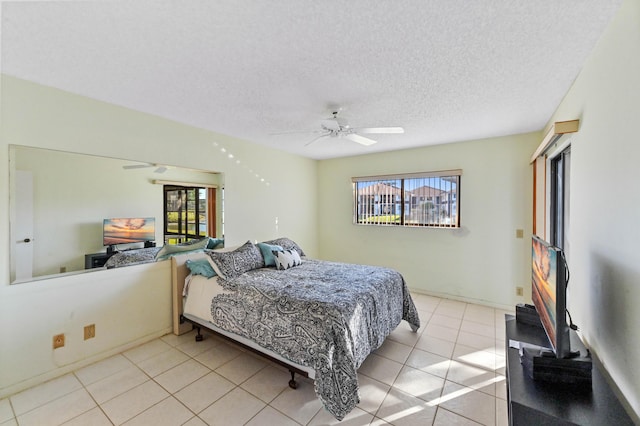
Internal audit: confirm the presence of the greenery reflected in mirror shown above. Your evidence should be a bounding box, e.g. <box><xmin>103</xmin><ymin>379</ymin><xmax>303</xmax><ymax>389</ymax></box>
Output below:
<box><xmin>9</xmin><ymin>145</ymin><xmax>222</xmax><ymax>283</ymax></box>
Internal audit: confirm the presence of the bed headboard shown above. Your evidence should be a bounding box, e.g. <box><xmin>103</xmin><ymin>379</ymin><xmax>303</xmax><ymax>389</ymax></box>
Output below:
<box><xmin>170</xmin><ymin>253</ymin><xmax>203</xmax><ymax>335</ymax></box>
<box><xmin>171</xmin><ymin>246</ymin><xmax>237</xmax><ymax>335</ymax></box>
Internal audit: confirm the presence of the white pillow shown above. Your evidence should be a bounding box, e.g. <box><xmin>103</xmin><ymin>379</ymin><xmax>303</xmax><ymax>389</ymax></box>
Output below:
<box><xmin>273</xmin><ymin>249</ymin><xmax>302</xmax><ymax>270</ymax></box>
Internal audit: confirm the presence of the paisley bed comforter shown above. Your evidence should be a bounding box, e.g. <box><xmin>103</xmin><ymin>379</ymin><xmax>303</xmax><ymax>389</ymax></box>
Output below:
<box><xmin>209</xmin><ymin>259</ymin><xmax>420</xmax><ymax>420</ymax></box>
<box><xmin>104</xmin><ymin>247</ymin><xmax>161</xmax><ymax>268</ymax></box>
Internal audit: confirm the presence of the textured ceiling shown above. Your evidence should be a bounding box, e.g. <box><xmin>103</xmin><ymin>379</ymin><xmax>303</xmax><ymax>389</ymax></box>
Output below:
<box><xmin>1</xmin><ymin>1</ymin><xmax>623</xmax><ymax>159</ymax></box>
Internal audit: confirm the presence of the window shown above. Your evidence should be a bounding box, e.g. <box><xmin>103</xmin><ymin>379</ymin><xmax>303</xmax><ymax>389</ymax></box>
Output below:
<box><xmin>352</xmin><ymin>170</ymin><xmax>461</xmax><ymax>227</ymax></box>
<box><xmin>532</xmin><ymin>130</ymin><xmax>572</xmax><ymax>258</ymax></box>
<box><xmin>163</xmin><ymin>185</ymin><xmax>217</xmax><ymax>243</ymax></box>
<box><xmin>550</xmin><ymin>147</ymin><xmax>571</xmax><ymax>253</ymax></box>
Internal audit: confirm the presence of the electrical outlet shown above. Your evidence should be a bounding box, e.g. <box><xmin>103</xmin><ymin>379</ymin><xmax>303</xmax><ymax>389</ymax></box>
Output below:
<box><xmin>516</xmin><ymin>286</ymin><xmax>524</xmax><ymax>296</ymax></box>
<box><xmin>516</xmin><ymin>229</ymin><xmax>524</xmax><ymax>239</ymax></box>
<box><xmin>84</xmin><ymin>324</ymin><xmax>95</xmax><ymax>340</ymax></box>
<box><xmin>53</xmin><ymin>334</ymin><xmax>65</xmax><ymax>349</ymax></box>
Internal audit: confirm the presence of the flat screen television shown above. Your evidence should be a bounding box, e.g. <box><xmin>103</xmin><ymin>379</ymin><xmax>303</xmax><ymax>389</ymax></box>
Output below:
<box><xmin>531</xmin><ymin>235</ymin><xmax>572</xmax><ymax>359</ymax></box>
<box><xmin>103</xmin><ymin>217</ymin><xmax>155</xmax><ymax>248</ymax></box>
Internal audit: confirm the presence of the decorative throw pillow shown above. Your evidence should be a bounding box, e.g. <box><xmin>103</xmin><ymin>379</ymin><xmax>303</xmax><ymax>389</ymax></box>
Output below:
<box><xmin>155</xmin><ymin>237</ymin><xmax>210</xmax><ymax>261</ymax></box>
<box><xmin>261</xmin><ymin>237</ymin><xmax>306</xmax><ymax>257</ymax></box>
<box><xmin>257</xmin><ymin>242</ymin><xmax>284</xmax><ymax>267</ymax></box>
<box><xmin>186</xmin><ymin>258</ymin><xmax>217</xmax><ymax>278</ymax></box>
<box><xmin>208</xmin><ymin>240</ymin><xmax>265</xmax><ymax>279</ymax></box>
<box><xmin>273</xmin><ymin>249</ymin><xmax>302</xmax><ymax>270</ymax></box>
<box><xmin>206</xmin><ymin>237</ymin><xmax>225</xmax><ymax>250</ymax></box>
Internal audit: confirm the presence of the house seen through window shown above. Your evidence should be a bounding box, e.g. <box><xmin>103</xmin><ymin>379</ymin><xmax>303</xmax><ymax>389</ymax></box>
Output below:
<box><xmin>352</xmin><ymin>170</ymin><xmax>461</xmax><ymax>227</ymax></box>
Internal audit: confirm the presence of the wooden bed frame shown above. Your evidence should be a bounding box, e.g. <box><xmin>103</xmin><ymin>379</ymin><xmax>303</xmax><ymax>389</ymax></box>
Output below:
<box><xmin>170</xmin><ymin>253</ymin><xmax>312</xmax><ymax>388</ymax></box>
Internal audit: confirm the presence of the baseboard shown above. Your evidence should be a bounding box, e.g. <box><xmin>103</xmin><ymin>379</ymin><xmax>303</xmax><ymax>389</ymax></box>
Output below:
<box><xmin>407</xmin><ymin>287</ymin><xmax>515</xmax><ymax>312</ymax></box>
<box><xmin>0</xmin><ymin>327</ymin><xmax>172</xmax><ymax>400</ymax></box>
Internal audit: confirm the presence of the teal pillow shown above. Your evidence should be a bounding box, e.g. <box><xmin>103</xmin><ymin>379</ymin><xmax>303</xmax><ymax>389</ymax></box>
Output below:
<box><xmin>257</xmin><ymin>242</ymin><xmax>284</xmax><ymax>267</ymax></box>
<box><xmin>155</xmin><ymin>237</ymin><xmax>210</xmax><ymax>261</ymax></box>
<box><xmin>207</xmin><ymin>237</ymin><xmax>225</xmax><ymax>249</ymax></box>
<box><xmin>186</xmin><ymin>258</ymin><xmax>217</xmax><ymax>278</ymax></box>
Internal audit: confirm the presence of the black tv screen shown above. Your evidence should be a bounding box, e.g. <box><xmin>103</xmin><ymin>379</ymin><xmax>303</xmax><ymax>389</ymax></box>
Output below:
<box><xmin>531</xmin><ymin>235</ymin><xmax>571</xmax><ymax>358</ymax></box>
<box><xmin>103</xmin><ymin>217</ymin><xmax>155</xmax><ymax>246</ymax></box>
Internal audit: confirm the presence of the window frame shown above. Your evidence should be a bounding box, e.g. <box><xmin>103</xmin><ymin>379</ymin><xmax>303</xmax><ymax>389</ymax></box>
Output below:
<box><xmin>352</xmin><ymin>170</ymin><xmax>461</xmax><ymax>228</ymax></box>
<box><xmin>533</xmin><ymin>134</ymin><xmax>572</xmax><ymax>258</ymax></box>
<box><xmin>163</xmin><ymin>185</ymin><xmax>215</xmax><ymax>243</ymax></box>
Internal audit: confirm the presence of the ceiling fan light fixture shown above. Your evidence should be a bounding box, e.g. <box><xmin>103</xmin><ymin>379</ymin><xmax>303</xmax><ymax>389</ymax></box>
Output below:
<box><xmin>280</xmin><ymin>108</ymin><xmax>404</xmax><ymax>148</ymax></box>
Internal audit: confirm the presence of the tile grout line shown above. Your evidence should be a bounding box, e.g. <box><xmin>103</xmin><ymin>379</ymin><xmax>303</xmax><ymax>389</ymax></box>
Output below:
<box><xmin>9</xmin><ymin>375</ymin><xmax>87</xmax><ymax>424</ymax></box>
<box><xmin>173</xmin><ymin>333</ymin><xmax>306</xmax><ymax>425</ymax></box>
<box><xmin>3</xmin><ymin>294</ymin><xmax>508</xmax><ymax>426</ymax></box>
<box><xmin>70</xmin><ymin>370</ymin><xmax>115</xmax><ymax>426</ymax></box>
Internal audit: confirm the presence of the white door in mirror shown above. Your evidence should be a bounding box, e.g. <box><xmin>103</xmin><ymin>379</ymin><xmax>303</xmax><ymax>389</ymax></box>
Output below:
<box><xmin>14</xmin><ymin>170</ymin><xmax>34</xmax><ymax>281</ymax></box>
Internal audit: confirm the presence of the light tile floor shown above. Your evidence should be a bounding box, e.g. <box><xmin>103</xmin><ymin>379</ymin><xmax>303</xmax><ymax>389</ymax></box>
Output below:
<box><xmin>0</xmin><ymin>294</ymin><xmax>512</xmax><ymax>425</ymax></box>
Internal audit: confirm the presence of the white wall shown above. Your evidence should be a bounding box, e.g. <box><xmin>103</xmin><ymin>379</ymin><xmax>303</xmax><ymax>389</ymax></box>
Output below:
<box><xmin>542</xmin><ymin>0</ymin><xmax>640</xmax><ymax>417</ymax></box>
<box><xmin>0</xmin><ymin>75</ymin><xmax>318</xmax><ymax>397</ymax></box>
<box><xmin>0</xmin><ymin>261</ymin><xmax>172</xmax><ymax>397</ymax></box>
<box><xmin>317</xmin><ymin>133</ymin><xmax>539</xmax><ymax>309</ymax></box>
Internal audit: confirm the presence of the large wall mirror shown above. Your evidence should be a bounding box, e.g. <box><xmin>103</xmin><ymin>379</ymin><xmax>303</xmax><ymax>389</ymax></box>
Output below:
<box><xmin>9</xmin><ymin>145</ymin><xmax>223</xmax><ymax>284</ymax></box>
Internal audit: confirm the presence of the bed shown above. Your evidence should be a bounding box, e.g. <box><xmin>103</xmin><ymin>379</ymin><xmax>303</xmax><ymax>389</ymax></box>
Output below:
<box><xmin>104</xmin><ymin>236</ymin><xmax>224</xmax><ymax>269</ymax></box>
<box><xmin>104</xmin><ymin>246</ymin><xmax>161</xmax><ymax>268</ymax></box>
<box><xmin>171</xmin><ymin>239</ymin><xmax>420</xmax><ymax>420</ymax></box>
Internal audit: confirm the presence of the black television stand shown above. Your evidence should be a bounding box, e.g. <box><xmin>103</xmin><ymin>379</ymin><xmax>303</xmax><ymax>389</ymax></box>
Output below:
<box><xmin>84</xmin><ymin>251</ymin><xmax>115</xmax><ymax>269</ymax></box>
<box><xmin>505</xmin><ymin>314</ymin><xmax>633</xmax><ymax>425</ymax></box>
<box><xmin>514</xmin><ymin>318</ymin><xmax>593</xmax><ymax>387</ymax></box>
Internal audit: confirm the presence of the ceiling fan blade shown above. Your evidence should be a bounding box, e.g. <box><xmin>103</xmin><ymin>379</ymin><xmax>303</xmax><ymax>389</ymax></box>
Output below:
<box><xmin>123</xmin><ymin>163</ymin><xmax>168</xmax><ymax>172</ymax></box>
<box><xmin>305</xmin><ymin>133</ymin><xmax>330</xmax><ymax>146</ymax></box>
<box><xmin>345</xmin><ymin>133</ymin><xmax>378</xmax><ymax>146</ymax></box>
<box><xmin>270</xmin><ymin>129</ymin><xmax>317</xmax><ymax>135</ymax></box>
<box><xmin>354</xmin><ymin>127</ymin><xmax>404</xmax><ymax>134</ymax></box>
<box><xmin>123</xmin><ymin>163</ymin><xmax>153</xmax><ymax>170</ymax></box>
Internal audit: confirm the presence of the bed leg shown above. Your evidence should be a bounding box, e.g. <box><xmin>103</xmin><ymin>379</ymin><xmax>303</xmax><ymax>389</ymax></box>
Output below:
<box><xmin>288</xmin><ymin>370</ymin><xmax>298</xmax><ymax>389</ymax></box>
<box><xmin>195</xmin><ymin>327</ymin><xmax>203</xmax><ymax>342</ymax></box>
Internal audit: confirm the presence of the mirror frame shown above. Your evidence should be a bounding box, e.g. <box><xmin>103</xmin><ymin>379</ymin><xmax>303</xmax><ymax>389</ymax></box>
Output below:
<box><xmin>9</xmin><ymin>145</ymin><xmax>223</xmax><ymax>283</ymax></box>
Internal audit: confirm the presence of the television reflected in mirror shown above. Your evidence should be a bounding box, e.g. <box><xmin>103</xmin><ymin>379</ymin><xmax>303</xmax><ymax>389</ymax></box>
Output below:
<box><xmin>103</xmin><ymin>217</ymin><xmax>155</xmax><ymax>251</ymax></box>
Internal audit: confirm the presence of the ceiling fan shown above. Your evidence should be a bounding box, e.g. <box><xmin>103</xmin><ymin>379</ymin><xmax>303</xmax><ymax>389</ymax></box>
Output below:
<box><xmin>277</xmin><ymin>110</ymin><xmax>404</xmax><ymax>146</ymax></box>
<box><xmin>122</xmin><ymin>163</ymin><xmax>169</xmax><ymax>173</ymax></box>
